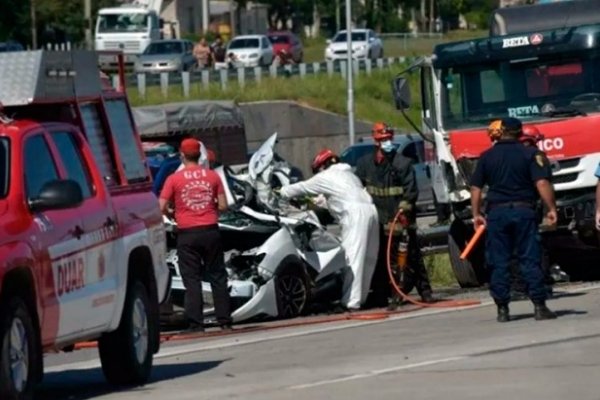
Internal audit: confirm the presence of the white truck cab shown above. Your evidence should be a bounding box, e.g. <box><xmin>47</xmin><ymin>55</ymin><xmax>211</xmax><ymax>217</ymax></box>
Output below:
<box><xmin>95</xmin><ymin>2</ymin><xmax>163</xmax><ymax>69</ymax></box>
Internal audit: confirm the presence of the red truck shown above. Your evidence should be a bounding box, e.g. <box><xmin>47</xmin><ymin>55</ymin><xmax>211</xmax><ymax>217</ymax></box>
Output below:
<box><xmin>0</xmin><ymin>50</ymin><xmax>170</xmax><ymax>399</ymax></box>
<box><xmin>391</xmin><ymin>0</ymin><xmax>600</xmax><ymax>287</ymax></box>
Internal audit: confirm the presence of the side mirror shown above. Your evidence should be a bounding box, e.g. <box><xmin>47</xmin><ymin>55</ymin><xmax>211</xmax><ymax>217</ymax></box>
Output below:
<box><xmin>29</xmin><ymin>179</ymin><xmax>84</xmax><ymax>213</ymax></box>
<box><xmin>391</xmin><ymin>76</ymin><xmax>411</xmax><ymax>110</ymax></box>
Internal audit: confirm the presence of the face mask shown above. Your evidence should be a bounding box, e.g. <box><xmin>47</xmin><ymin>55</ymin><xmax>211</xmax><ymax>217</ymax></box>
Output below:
<box><xmin>380</xmin><ymin>140</ymin><xmax>396</xmax><ymax>153</ymax></box>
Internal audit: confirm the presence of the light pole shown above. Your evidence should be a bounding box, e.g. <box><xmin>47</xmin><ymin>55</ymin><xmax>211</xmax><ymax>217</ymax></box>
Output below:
<box><xmin>30</xmin><ymin>0</ymin><xmax>37</xmax><ymax>49</ymax></box>
<box><xmin>84</xmin><ymin>0</ymin><xmax>92</xmax><ymax>50</ymax></box>
<box><xmin>202</xmin><ymin>0</ymin><xmax>210</xmax><ymax>33</ymax></box>
<box><xmin>345</xmin><ymin>0</ymin><xmax>355</xmax><ymax>145</ymax></box>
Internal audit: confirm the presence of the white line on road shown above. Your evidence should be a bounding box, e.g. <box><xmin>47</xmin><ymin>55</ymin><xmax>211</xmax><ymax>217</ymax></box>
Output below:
<box><xmin>289</xmin><ymin>356</ymin><xmax>467</xmax><ymax>390</ymax></box>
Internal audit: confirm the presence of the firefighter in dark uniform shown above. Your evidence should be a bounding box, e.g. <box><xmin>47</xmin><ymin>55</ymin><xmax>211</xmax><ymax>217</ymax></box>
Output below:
<box><xmin>356</xmin><ymin>122</ymin><xmax>435</xmax><ymax>308</ymax></box>
<box><xmin>511</xmin><ymin>125</ymin><xmax>555</xmax><ymax>298</ymax></box>
<box><xmin>470</xmin><ymin>118</ymin><xmax>557</xmax><ymax>322</ymax></box>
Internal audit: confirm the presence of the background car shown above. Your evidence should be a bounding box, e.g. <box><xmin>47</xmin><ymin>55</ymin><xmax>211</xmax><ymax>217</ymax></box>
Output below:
<box><xmin>325</xmin><ymin>29</ymin><xmax>383</xmax><ymax>61</ymax></box>
<box><xmin>0</xmin><ymin>40</ymin><xmax>24</xmax><ymax>52</ymax></box>
<box><xmin>134</xmin><ymin>39</ymin><xmax>196</xmax><ymax>74</ymax></box>
<box><xmin>226</xmin><ymin>35</ymin><xmax>274</xmax><ymax>67</ymax></box>
<box><xmin>340</xmin><ymin>135</ymin><xmax>434</xmax><ymax>215</ymax></box>
<box><xmin>267</xmin><ymin>31</ymin><xmax>303</xmax><ymax>63</ymax></box>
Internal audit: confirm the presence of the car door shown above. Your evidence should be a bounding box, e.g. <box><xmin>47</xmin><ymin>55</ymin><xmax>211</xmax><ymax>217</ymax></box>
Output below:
<box><xmin>401</xmin><ymin>140</ymin><xmax>432</xmax><ymax>212</ymax></box>
<box><xmin>22</xmin><ymin>130</ymin><xmax>87</xmax><ymax>345</ymax></box>
<box><xmin>48</xmin><ymin>128</ymin><xmax>120</xmax><ymax>332</ymax></box>
<box><xmin>262</xmin><ymin>37</ymin><xmax>273</xmax><ymax>63</ymax></box>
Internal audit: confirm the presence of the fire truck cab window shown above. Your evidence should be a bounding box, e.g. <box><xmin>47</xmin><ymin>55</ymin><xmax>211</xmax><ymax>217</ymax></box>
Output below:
<box><xmin>80</xmin><ymin>103</ymin><xmax>118</xmax><ymax>186</ymax></box>
<box><xmin>24</xmin><ymin>135</ymin><xmax>59</xmax><ymax>200</ymax></box>
<box><xmin>0</xmin><ymin>139</ymin><xmax>8</xmax><ymax>198</ymax></box>
<box><xmin>51</xmin><ymin>131</ymin><xmax>93</xmax><ymax>199</ymax></box>
<box><xmin>104</xmin><ymin>99</ymin><xmax>148</xmax><ymax>183</ymax></box>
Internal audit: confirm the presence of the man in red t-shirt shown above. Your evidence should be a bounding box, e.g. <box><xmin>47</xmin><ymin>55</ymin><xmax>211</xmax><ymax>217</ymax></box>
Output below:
<box><xmin>159</xmin><ymin>138</ymin><xmax>232</xmax><ymax>332</ymax></box>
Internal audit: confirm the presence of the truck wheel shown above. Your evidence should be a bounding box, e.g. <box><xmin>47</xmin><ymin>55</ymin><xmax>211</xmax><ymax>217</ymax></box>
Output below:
<box><xmin>99</xmin><ymin>281</ymin><xmax>153</xmax><ymax>386</ymax></box>
<box><xmin>448</xmin><ymin>220</ymin><xmax>487</xmax><ymax>288</ymax></box>
<box><xmin>275</xmin><ymin>263</ymin><xmax>310</xmax><ymax>319</ymax></box>
<box><xmin>0</xmin><ymin>297</ymin><xmax>39</xmax><ymax>400</ymax></box>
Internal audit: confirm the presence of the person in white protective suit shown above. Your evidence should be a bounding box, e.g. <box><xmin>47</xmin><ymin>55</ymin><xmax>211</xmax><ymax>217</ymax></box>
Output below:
<box><xmin>279</xmin><ymin>149</ymin><xmax>380</xmax><ymax>311</ymax></box>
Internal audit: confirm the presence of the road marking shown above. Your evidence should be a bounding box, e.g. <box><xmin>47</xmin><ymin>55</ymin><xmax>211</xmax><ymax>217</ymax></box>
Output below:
<box><xmin>46</xmin><ymin>284</ymin><xmax>600</xmax><ymax>374</ymax></box>
<box><xmin>289</xmin><ymin>356</ymin><xmax>467</xmax><ymax>390</ymax></box>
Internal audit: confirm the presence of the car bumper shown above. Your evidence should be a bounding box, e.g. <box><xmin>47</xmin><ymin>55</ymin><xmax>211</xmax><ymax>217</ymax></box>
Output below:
<box><xmin>326</xmin><ymin>51</ymin><xmax>369</xmax><ymax>61</ymax></box>
<box><xmin>134</xmin><ymin>65</ymin><xmax>182</xmax><ymax>74</ymax></box>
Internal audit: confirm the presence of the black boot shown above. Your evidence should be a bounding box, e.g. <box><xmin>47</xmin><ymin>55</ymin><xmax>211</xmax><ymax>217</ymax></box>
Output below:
<box><xmin>497</xmin><ymin>304</ymin><xmax>510</xmax><ymax>323</ymax></box>
<box><xmin>534</xmin><ymin>302</ymin><xmax>557</xmax><ymax>320</ymax></box>
<box><xmin>420</xmin><ymin>291</ymin><xmax>436</xmax><ymax>304</ymax></box>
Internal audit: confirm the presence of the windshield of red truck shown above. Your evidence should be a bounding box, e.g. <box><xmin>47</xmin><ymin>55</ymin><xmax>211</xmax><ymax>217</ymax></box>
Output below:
<box><xmin>440</xmin><ymin>52</ymin><xmax>600</xmax><ymax>129</ymax></box>
<box><xmin>0</xmin><ymin>138</ymin><xmax>7</xmax><ymax>198</ymax></box>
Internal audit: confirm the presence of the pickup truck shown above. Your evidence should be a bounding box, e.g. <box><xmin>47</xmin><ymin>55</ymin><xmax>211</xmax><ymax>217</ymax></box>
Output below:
<box><xmin>0</xmin><ymin>50</ymin><xmax>170</xmax><ymax>399</ymax></box>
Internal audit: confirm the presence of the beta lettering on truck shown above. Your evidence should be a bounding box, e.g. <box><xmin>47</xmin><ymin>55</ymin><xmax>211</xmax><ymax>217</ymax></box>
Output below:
<box><xmin>55</xmin><ymin>257</ymin><xmax>86</xmax><ymax>296</ymax></box>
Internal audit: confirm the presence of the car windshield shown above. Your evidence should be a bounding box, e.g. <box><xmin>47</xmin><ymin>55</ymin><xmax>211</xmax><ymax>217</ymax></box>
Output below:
<box><xmin>229</xmin><ymin>38</ymin><xmax>260</xmax><ymax>49</ymax></box>
<box><xmin>97</xmin><ymin>13</ymin><xmax>149</xmax><ymax>33</ymax></box>
<box><xmin>440</xmin><ymin>50</ymin><xmax>600</xmax><ymax>129</ymax></box>
<box><xmin>0</xmin><ymin>138</ymin><xmax>8</xmax><ymax>198</ymax></box>
<box><xmin>268</xmin><ymin>35</ymin><xmax>290</xmax><ymax>44</ymax></box>
<box><xmin>334</xmin><ymin>32</ymin><xmax>367</xmax><ymax>42</ymax></box>
<box><xmin>143</xmin><ymin>41</ymin><xmax>183</xmax><ymax>55</ymax></box>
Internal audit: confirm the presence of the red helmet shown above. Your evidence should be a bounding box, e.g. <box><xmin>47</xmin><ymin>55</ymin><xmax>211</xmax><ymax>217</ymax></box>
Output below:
<box><xmin>372</xmin><ymin>121</ymin><xmax>394</xmax><ymax>142</ymax></box>
<box><xmin>311</xmin><ymin>149</ymin><xmax>338</xmax><ymax>174</ymax></box>
<box><xmin>520</xmin><ymin>125</ymin><xmax>544</xmax><ymax>146</ymax></box>
<box><xmin>207</xmin><ymin>149</ymin><xmax>216</xmax><ymax>164</ymax></box>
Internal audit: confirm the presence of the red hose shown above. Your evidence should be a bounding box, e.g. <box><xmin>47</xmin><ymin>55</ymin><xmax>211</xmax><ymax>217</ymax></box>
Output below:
<box><xmin>386</xmin><ymin>209</ymin><xmax>481</xmax><ymax>308</ymax></box>
<box><xmin>70</xmin><ymin>214</ymin><xmax>480</xmax><ymax>351</ymax></box>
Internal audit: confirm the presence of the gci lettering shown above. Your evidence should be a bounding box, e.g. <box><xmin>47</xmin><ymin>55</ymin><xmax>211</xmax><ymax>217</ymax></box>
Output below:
<box><xmin>538</xmin><ymin>138</ymin><xmax>564</xmax><ymax>152</ymax></box>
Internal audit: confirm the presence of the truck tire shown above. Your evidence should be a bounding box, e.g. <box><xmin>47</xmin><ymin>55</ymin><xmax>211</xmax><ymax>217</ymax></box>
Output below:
<box><xmin>448</xmin><ymin>220</ymin><xmax>487</xmax><ymax>288</ymax></box>
<box><xmin>99</xmin><ymin>281</ymin><xmax>153</xmax><ymax>386</ymax></box>
<box><xmin>0</xmin><ymin>297</ymin><xmax>39</xmax><ymax>400</ymax></box>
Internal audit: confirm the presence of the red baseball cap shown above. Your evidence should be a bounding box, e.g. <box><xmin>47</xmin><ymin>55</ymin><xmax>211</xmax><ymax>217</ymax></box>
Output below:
<box><xmin>180</xmin><ymin>138</ymin><xmax>201</xmax><ymax>156</ymax></box>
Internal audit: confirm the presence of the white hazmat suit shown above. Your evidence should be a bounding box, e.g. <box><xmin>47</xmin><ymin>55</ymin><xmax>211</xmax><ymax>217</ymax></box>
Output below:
<box><xmin>280</xmin><ymin>163</ymin><xmax>379</xmax><ymax>310</ymax></box>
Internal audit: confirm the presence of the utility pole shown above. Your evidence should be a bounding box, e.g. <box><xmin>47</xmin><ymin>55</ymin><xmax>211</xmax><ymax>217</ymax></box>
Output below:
<box><xmin>202</xmin><ymin>0</ymin><xmax>210</xmax><ymax>33</ymax></box>
<box><xmin>336</xmin><ymin>0</ymin><xmax>341</xmax><ymax>32</ymax></box>
<box><xmin>345</xmin><ymin>0</ymin><xmax>355</xmax><ymax>145</ymax></box>
<box><xmin>429</xmin><ymin>0</ymin><xmax>434</xmax><ymax>34</ymax></box>
<box><xmin>30</xmin><ymin>0</ymin><xmax>37</xmax><ymax>49</ymax></box>
<box><xmin>229</xmin><ymin>0</ymin><xmax>236</xmax><ymax>36</ymax></box>
<box><xmin>84</xmin><ymin>0</ymin><xmax>92</xmax><ymax>50</ymax></box>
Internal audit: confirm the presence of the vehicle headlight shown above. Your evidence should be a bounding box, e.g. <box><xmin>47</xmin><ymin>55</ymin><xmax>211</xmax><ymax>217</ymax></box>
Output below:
<box><xmin>356</xmin><ymin>45</ymin><xmax>366</xmax><ymax>51</ymax></box>
<box><xmin>249</xmin><ymin>53</ymin><xmax>259</xmax><ymax>58</ymax></box>
<box><xmin>169</xmin><ymin>59</ymin><xmax>181</xmax><ymax>67</ymax></box>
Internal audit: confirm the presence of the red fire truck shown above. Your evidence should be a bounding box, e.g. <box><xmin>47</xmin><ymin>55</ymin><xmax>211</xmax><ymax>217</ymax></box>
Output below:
<box><xmin>0</xmin><ymin>50</ymin><xmax>170</xmax><ymax>399</ymax></box>
<box><xmin>391</xmin><ymin>0</ymin><xmax>600</xmax><ymax>287</ymax></box>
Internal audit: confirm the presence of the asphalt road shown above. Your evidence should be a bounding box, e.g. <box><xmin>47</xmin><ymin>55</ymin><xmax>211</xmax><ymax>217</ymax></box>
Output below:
<box><xmin>38</xmin><ymin>283</ymin><xmax>600</xmax><ymax>400</ymax></box>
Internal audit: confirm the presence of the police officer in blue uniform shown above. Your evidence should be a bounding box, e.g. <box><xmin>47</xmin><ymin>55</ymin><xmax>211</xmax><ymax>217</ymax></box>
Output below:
<box><xmin>470</xmin><ymin>118</ymin><xmax>558</xmax><ymax>322</ymax></box>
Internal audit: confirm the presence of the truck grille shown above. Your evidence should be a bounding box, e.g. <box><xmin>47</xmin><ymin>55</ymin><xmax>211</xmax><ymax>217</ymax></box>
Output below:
<box><xmin>103</xmin><ymin>41</ymin><xmax>141</xmax><ymax>51</ymax></box>
<box><xmin>557</xmin><ymin>158</ymin><xmax>580</xmax><ymax>170</ymax></box>
<box><xmin>551</xmin><ymin>173</ymin><xmax>578</xmax><ymax>184</ymax></box>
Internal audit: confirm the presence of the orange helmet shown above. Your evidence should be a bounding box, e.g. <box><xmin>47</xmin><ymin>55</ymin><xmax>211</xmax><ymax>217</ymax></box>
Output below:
<box><xmin>311</xmin><ymin>149</ymin><xmax>338</xmax><ymax>174</ymax></box>
<box><xmin>488</xmin><ymin>117</ymin><xmax>522</xmax><ymax>141</ymax></box>
<box><xmin>372</xmin><ymin>121</ymin><xmax>394</xmax><ymax>142</ymax></box>
<box><xmin>520</xmin><ymin>125</ymin><xmax>544</xmax><ymax>146</ymax></box>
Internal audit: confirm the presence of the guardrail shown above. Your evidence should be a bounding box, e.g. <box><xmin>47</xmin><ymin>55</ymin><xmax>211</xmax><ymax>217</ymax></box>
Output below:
<box><xmin>111</xmin><ymin>57</ymin><xmax>412</xmax><ymax>99</ymax></box>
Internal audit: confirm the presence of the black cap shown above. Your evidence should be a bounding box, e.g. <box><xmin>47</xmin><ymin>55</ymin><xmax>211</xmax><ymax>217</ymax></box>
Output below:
<box><xmin>500</xmin><ymin>117</ymin><xmax>522</xmax><ymax>132</ymax></box>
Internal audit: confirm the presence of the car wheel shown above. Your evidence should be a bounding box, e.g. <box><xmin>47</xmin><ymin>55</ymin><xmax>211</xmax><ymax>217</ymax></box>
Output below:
<box><xmin>99</xmin><ymin>281</ymin><xmax>153</xmax><ymax>386</ymax></box>
<box><xmin>448</xmin><ymin>220</ymin><xmax>488</xmax><ymax>288</ymax></box>
<box><xmin>275</xmin><ymin>262</ymin><xmax>310</xmax><ymax>319</ymax></box>
<box><xmin>0</xmin><ymin>297</ymin><xmax>39</xmax><ymax>400</ymax></box>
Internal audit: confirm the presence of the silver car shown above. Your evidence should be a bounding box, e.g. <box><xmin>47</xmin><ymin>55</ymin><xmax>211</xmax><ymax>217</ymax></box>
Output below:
<box><xmin>134</xmin><ymin>39</ymin><xmax>196</xmax><ymax>74</ymax></box>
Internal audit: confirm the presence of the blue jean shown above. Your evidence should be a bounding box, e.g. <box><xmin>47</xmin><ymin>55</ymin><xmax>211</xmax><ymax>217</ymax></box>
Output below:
<box><xmin>485</xmin><ymin>207</ymin><xmax>547</xmax><ymax>305</ymax></box>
